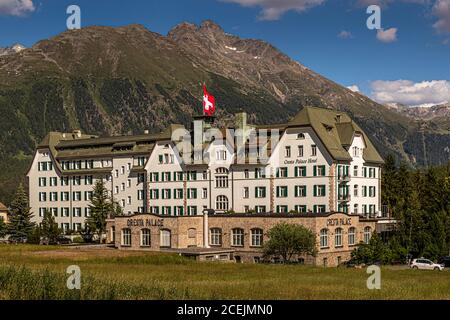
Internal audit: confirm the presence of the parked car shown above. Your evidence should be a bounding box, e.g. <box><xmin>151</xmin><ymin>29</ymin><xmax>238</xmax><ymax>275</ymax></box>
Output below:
<box><xmin>437</xmin><ymin>256</ymin><xmax>450</xmax><ymax>268</ymax></box>
<box><xmin>410</xmin><ymin>258</ymin><xmax>444</xmax><ymax>271</ymax></box>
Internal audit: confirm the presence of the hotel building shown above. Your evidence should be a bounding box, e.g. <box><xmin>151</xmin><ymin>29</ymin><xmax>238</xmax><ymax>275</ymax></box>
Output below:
<box><xmin>27</xmin><ymin>106</ymin><xmax>384</xmax><ymax>265</ymax></box>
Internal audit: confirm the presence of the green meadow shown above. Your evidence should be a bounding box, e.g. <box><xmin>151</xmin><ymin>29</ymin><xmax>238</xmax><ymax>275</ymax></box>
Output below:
<box><xmin>0</xmin><ymin>245</ymin><xmax>448</xmax><ymax>300</ymax></box>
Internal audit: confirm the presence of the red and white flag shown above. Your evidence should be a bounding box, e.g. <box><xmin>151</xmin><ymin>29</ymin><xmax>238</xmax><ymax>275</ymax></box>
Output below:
<box><xmin>203</xmin><ymin>85</ymin><xmax>215</xmax><ymax>117</ymax></box>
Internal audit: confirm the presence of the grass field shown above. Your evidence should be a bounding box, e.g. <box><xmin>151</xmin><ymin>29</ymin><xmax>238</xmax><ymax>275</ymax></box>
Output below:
<box><xmin>0</xmin><ymin>244</ymin><xmax>449</xmax><ymax>300</ymax></box>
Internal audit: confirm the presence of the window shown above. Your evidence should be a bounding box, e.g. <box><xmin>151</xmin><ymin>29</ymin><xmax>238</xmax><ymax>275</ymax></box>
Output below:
<box><xmin>187</xmin><ymin>188</ymin><xmax>197</xmax><ymax>199</ymax></box>
<box><xmin>73</xmin><ymin>192</ymin><xmax>81</xmax><ymax>201</ymax></box>
<box><xmin>353</xmin><ymin>146</ymin><xmax>359</xmax><ymax>157</ymax></box>
<box><xmin>362</xmin><ymin>186</ymin><xmax>367</xmax><ymax>197</ymax></box>
<box><xmin>364</xmin><ymin>227</ymin><xmax>372</xmax><ymax>244</ymax></box>
<box><xmin>320</xmin><ymin>229</ymin><xmax>329</xmax><ymax>248</ymax></box>
<box><xmin>232</xmin><ymin>228</ymin><xmax>244</xmax><ymax>246</ymax></box>
<box><xmin>174</xmin><ymin>206</ymin><xmax>184</xmax><ymax>216</ymax></box>
<box><xmin>38</xmin><ymin>192</ymin><xmax>46</xmax><ymax>202</ymax></box>
<box><xmin>73</xmin><ymin>176</ymin><xmax>81</xmax><ymax>186</ymax></box>
<box><xmin>85</xmin><ymin>191</ymin><xmax>93</xmax><ymax>201</ymax></box>
<box><xmin>61</xmin><ymin>207</ymin><xmax>70</xmax><ymax>217</ymax></box>
<box><xmin>210</xmin><ymin>228</ymin><xmax>222</xmax><ymax>246</ymax></box>
<box><xmin>138</xmin><ymin>190</ymin><xmax>144</xmax><ymax>201</ymax></box>
<box><xmin>61</xmin><ymin>192</ymin><xmax>69</xmax><ymax>201</ymax></box>
<box><xmin>49</xmin><ymin>192</ymin><xmax>58</xmax><ymax>202</ymax></box>
<box><xmin>255</xmin><ymin>168</ymin><xmax>266</xmax><ymax>178</ymax></box>
<box><xmin>215</xmin><ymin>175</ymin><xmax>228</xmax><ymax>188</ymax></box>
<box><xmin>85</xmin><ymin>207</ymin><xmax>91</xmax><ymax>217</ymax></box>
<box><xmin>314</xmin><ymin>165</ymin><xmax>326</xmax><ymax>176</ymax></box>
<box><xmin>73</xmin><ymin>207</ymin><xmax>81</xmax><ymax>217</ymax></box>
<box><xmin>276</xmin><ymin>186</ymin><xmax>288</xmax><ymax>198</ymax></box>
<box><xmin>127</xmin><ymin>196</ymin><xmax>132</xmax><ymax>205</ymax></box>
<box><xmin>255</xmin><ymin>186</ymin><xmax>266</xmax><ymax>198</ymax></box>
<box><xmin>285</xmin><ymin>146</ymin><xmax>291</xmax><ymax>158</ymax></box>
<box><xmin>85</xmin><ymin>175</ymin><xmax>93</xmax><ymax>185</ymax></box>
<box><xmin>150</xmin><ymin>189</ymin><xmax>159</xmax><ymax>200</ymax></box>
<box><xmin>335</xmin><ymin>228</ymin><xmax>343</xmax><ymax>247</ymax></box>
<box><xmin>160</xmin><ymin>230</ymin><xmax>171</xmax><ymax>247</ymax></box>
<box><xmin>295</xmin><ymin>166</ymin><xmax>307</xmax><ymax>177</ymax></box>
<box><xmin>294</xmin><ymin>205</ymin><xmax>307</xmax><ymax>213</ymax></box>
<box><xmin>202</xmin><ymin>171</ymin><xmax>208</xmax><ymax>180</ymax></box>
<box><xmin>348</xmin><ymin>227</ymin><xmax>356</xmax><ymax>245</ymax></box>
<box><xmin>297</xmin><ymin>133</ymin><xmax>305</xmax><ymax>140</ymax></box>
<box><xmin>313</xmin><ymin>185</ymin><xmax>326</xmax><ymax>197</ymax></box>
<box><xmin>216</xmin><ymin>195</ymin><xmax>229</xmax><ymax>211</ymax></box>
<box><xmin>138</xmin><ymin>173</ymin><xmax>145</xmax><ymax>183</ymax></box>
<box><xmin>298</xmin><ymin>145</ymin><xmax>304</xmax><ymax>157</ymax></box>
<box><xmin>314</xmin><ymin>205</ymin><xmax>326</xmax><ymax>213</ymax></box>
<box><xmin>276</xmin><ymin>167</ymin><xmax>288</xmax><ymax>178</ymax></box>
<box><xmin>141</xmin><ymin>229</ymin><xmax>151</xmax><ymax>247</ymax></box>
<box><xmin>353</xmin><ymin>166</ymin><xmax>358</xmax><ymax>177</ymax></box>
<box><xmin>353</xmin><ymin>204</ymin><xmax>358</xmax><ymax>214</ymax></box>
<box><xmin>49</xmin><ymin>177</ymin><xmax>57</xmax><ymax>187</ymax></box>
<box><xmin>150</xmin><ymin>172</ymin><xmax>159</xmax><ymax>182</ymax></box>
<box><xmin>251</xmin><ymin>229</ymin><xmax>263</xmax><ymax>247</ymax></box>
<box><xmin>122</xmin><ymin>229</ymin><xmax>131</xmax><ymax>246</ymax></box>
<box><xmin>216</xmin><ymin>150</ymin><xmax>227</xmax><ymax>161</ymax></box>
<box><xmin>187</xmin><ymin>206</ymin><xmax>197</xmax><ymax>216</ymax></box>
<box><xmin>311</xmin><ymin>145</ymin><xmax>317</xmax><ymax>156</ymax></box>
<box><xmin>202</xmin><ymin>188</ymin><xmax>208</xmax><ymax>199</ymax></box>
<box><xmin>255</xmin><ymin>206</ymin><xmax>266</xmax><ymax>213</ymax></box>
<box><xmin>295</xmin><ymin>185</ymin><xmax>307</xmax><ymax>197</ymax></box>
<box><xmin>244</xmin><ymin>169</ymin><xmax>249</xmax><ymax>179</ymax></box>
<box><xmin>276</xmin><ymin>205</ymin><xmax>288</xmax><ymax>213</ymax></box>
<box><xmin>354</xmin><ymin>185</ymin><xmax>358</xmax><ymax>197</ymax></box>
<box><xmin>243</xmin><ymin>187</ymin><xmax>249</xmax><ymax>199</ymax></box>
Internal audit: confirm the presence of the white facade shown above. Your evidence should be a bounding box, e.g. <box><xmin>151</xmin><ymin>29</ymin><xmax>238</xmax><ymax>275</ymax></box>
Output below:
<box><xmin>27</xmin><ymin>108</ymin><xmax>384</xmax><ymax>232</ymax></box>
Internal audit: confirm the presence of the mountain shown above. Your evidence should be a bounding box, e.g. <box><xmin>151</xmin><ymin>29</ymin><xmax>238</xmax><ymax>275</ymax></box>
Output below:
<box><xmin>0</xmin><ymin>21</ymin><xmax>449</xmax><ymax>203</ymax></box>
<box><xmin>386</xmin><ymin>102</ymin><xmax>450</xmax><ymax>122</ymax></box>
<box><xmin>0</xmin><ymin>43</ymin><xmax>26</xmax><ymax>56</ymax></box>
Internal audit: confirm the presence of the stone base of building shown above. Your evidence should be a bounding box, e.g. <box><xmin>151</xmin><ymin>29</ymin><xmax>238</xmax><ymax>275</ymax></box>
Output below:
<box><xmin>106</xmin><ymin>212</ymin><xmax>377</xmax><ymax>267</ymax></box>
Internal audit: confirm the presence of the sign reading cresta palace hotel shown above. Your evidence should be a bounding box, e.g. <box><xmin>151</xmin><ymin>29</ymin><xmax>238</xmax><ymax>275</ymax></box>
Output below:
<box><xmin>27</xmin><ymin>106</ymin><xmax>385</xmax><ymax>266</ymax></box>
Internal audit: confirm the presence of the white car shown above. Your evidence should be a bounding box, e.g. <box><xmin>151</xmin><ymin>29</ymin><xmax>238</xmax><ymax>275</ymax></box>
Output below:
<box><xmin>410</xmin><ymin>258</ymin><xmax>444</xmax><ymax>271</ymax></box>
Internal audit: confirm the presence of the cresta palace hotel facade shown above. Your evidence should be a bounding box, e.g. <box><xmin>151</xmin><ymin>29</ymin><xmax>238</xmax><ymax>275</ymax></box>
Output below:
<box><xmin>27</xmin><ymin>106</ymin><xmax>385</xmax><ymax>266</ymax></box>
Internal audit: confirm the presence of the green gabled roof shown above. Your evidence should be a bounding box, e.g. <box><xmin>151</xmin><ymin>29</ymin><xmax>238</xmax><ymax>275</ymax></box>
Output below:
<box><xmin>287</xmin><ymin>107</ymin><xmax>384</xmax><ymax>164</ymax></box>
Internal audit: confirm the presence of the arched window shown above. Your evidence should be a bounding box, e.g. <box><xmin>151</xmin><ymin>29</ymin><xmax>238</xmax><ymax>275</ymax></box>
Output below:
<box><xmin>216</xmin><ymin>195</ymin><xmax>229</xmax><ymax>211</ymax></box>
<box><xmin>364</xmin><ymin>226</ymin><xmax>372</xmax><ymax>244</ymax></box>
<box><xmin>251</xmin><ymin>228</ymin><xmax>263</xmax><ymax>247</ymax></box>
<box><xmin>210</xmin><ymin>228</ymin><xmax>222</xmax><ymax>246</ymax></box>
<box><xmin>141</xmin><ymin>229</ymin><xmax>151</xmax><ymax>247</ymax></box>
<box><xmin>215</xmin><ymin>167</ymin><xmax>229</xmax><ymax>174</ymax></box>
<box><xmin>348</xmin><ymin>227</ymin><xmax>356</xmax><ymax>245</ymax></box>
<box><xmin>320</xmin><ymin>229</ymin><xmax>328</xmax><ymax>248</ymax></box>
<box><xmin>121</xmin><ymin>228</ymin><xmax>131</xmax><ymax>246</ymax></box>
<box><xmin>335</xmin><ymin>228</ymin><xmax>343</xmax><ymax>247</ymax></box>
<box><xmin>231</xmin><ymin>228</ymin><xmax>244</xmax><ymax>246</ymax></box>
<box><xmin>160</xmin><ymin>229</ymin><xmax>171</xmax><ymax>248</ymax></box>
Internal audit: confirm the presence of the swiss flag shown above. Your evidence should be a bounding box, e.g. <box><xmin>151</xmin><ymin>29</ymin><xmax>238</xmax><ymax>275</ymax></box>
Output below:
<box><xmin>203</xmin><ymin>85</ymin><xmax>215</xmax><ymax>117</ymax></box>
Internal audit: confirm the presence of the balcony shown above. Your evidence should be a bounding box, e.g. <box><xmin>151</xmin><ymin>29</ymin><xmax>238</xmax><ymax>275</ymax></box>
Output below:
<box><xmin>337</xmin><ymin>194</ymin><xmax>351</xmax><ymax>202</ymax></box>
<box><xmin>337</xmin><ymin>174</ymin><xmax>351</xmax><ymax>183</ymax></box>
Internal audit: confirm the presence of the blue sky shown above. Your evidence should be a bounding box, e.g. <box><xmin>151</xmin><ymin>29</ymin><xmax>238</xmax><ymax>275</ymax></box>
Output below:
<box><xmin>1</xmin><ymin>0</ymin><xmax>450</xmax><ymax>107</ymax></box>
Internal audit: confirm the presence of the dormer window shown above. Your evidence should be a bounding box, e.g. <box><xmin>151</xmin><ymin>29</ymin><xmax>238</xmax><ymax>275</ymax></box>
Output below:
<box><xmin>297</xmin><ymin>133</ymin><xmax>305</xmax><ymax>140</ymax></box>
<box><xmin>353</xmin><ymin>146</ymin><xmax>359</xmax><ymax>157</ymax></box>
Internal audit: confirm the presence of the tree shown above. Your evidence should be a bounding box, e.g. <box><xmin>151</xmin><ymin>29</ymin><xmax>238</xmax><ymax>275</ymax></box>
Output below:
<box><xmin>351</xmin><ymin>233</ymin><xmax>393</xmax><ymax>265</ymax></box>
<box><xmin>86</xmin><ymin>180</ymin><xmax>114</xmax><ymax>243</ymax></box>
<box><xmin>263</xmin><ymin>222</ymin><xmax>317</xmax><ymax>262</ymax></box>
<box><xmin>0</xmin><ymin>218</ymin><xmax>6</xmax><ymax>238</ymax></box>
<box><xmin>7</xmin><ymin>184</ymin><xmax>35</xmax><ymax>242</ymax></box>
<box><xmin>41</xmin><ymin>209</ymin><xmax>61</xmax><ymax>244</ymax></box>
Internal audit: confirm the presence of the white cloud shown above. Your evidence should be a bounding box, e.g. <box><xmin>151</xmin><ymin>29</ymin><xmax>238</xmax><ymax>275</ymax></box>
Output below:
<box><xmin>338</xmin><ymin>30</ymin><xmax>354</xmax><ymax>39</ymax></box>
<box><xmin>0</xmin><ymin>0</ymin><xmax>34</xmax><ymax>16</ymax></box>
<box><xmin>376</xmin><ymin>27</ymin><xmax>398</xmax><ymax>42</ymax></box>
<box><xmin>222</xmin><ymin>0</ymin><xmax>325</xmax><ymax>20</ymax></box>
<box><xmin>370</xmin><ymin>80</ymin><xmax>450</xmax><ymax>107</ymax></box>
<box><xmin>347</xmin><ymin>85</ymin><xmax>360</xmax><ymax>92</ymax></box>
<box><xmin>433</xmin><ymin>0</ymin><xmax>450</xmax><ymax>34</ymax></box>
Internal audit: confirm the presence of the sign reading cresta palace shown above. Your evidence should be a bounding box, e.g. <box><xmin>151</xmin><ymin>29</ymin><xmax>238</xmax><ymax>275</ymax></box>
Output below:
<box><xmin>127</xmin><ymin>218</ymin><xmax>164</xmax><ymax>228</ymax></box>
<box><xmin>327</xmin><ymin>217</ymin><xmax>352</xmax><ymax>226</ymax></box>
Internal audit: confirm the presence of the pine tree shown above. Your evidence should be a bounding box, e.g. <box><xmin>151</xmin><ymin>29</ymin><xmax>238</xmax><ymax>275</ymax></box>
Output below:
<box><xmin>381</xmin><ymin>154</ymin><xmax>398</xmax><ymax>213</ymax></box>
<box><xmin>7</xmin><ymin>184</ymin><xmax>35</xmax><ymax>242</ymax></box>
<box><xmin>0</xmin><ymin>218</ymin><xmax>6</xmax><ymax>238</ymax></box>
<box><xmin>86</xmin><ymin>179</ymin><xmax>113</xmax><ymax>243</ymax></box>
<box><xmin>41</xmin><ymin>209</ymin><xmax>61</xmax><ymax>244</ymax></box>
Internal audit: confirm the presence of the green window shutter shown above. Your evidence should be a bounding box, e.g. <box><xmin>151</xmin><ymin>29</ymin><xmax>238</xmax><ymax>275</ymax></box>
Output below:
<box><xmin>168</xmin><ymin>189</ymin><xmax>171</xmax><ymax>199</ymax></box>
<box><xmin>322</xmin><ymin>165</ymin><xmax>326</xmax><ymax>176</ymax></box>
<box><xmin>255</xmin><ymin>187</ymin><xmax>258</xmax><ymax>198</ymax></box>
<box><xmin>304</xmin><ymin>186</ymin><xmax>307</xmax><ymax>197</ymax></box>
<box><xmin>263</xmin><ymin>187</ymin><xmax>266</xmax><ymax>198</ymax></box>
<box><xmin>313</xmin><ymin>185</ymin><xmax>317</xmax><ymax>197</ymax></box>
<box><xmin>313</xmin><ymin>166</ymin><xmax>317</xmax><ymax>176</ymax></box>
<box><xmin>276</xmin><ymin>187</ymin><xmax>280</xmax><ymax>197</ymax></box>
<box><xmin>295</xmin><ymin>186</ymin><xmax>298</xmax><ymax>197</ymax></box>
<box><xmin>168</xmin><ymin>172</ymin><xmax>171</xmax><ymax>182</ymax></box>
<box><xmin>193</xmin><ymin>189</ymin><xmax>197</xmax><ymax>199</ymax></box>
<box><xmin>276</xmin><ymin>168</ymin><xmax>279</xmax><ymax>178</ymax></box>
<box><xmin>158</xmin><ymin>155</ymin><xmax>163</xmax><ymax>163</ymax></box>
<box><xmin>294</xmin><ymin>167</ymin><xmax>298</xmax><ymax>177</ymax></box>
